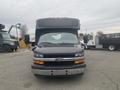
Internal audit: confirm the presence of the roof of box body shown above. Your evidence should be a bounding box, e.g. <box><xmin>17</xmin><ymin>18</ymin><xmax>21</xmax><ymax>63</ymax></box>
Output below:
<box><xmin>36</xmin><ymin>18</ymin><xmax>80</xmax><ymax>30</ymax></box>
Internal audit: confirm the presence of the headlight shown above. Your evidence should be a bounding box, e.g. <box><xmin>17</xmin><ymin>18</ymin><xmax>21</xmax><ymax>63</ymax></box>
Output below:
<box><xmin>75</xmin><ymin>51</ymin><xmax>84</xmax><ymax>57</ymax></box>
<box><xmin>75</xmin><ymin>53</ymin><xmax>84</xmax><ymax>57</ymax></box>
<box><xmin>34</xmin><ymin>53</ymin><xmax>44</xmax><ymax>58</ymax></box>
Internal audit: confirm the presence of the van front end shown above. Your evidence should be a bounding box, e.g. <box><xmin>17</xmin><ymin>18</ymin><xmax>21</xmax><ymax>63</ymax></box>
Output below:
<box><xmin>31</xmin><ymin>50</ymin><xmax>86</xmax><ymax>76</ymax></box>
<box><xmin>32</xmin><ymin>18</ymin><xmax>86</xmax><ymax>76</ymax></box>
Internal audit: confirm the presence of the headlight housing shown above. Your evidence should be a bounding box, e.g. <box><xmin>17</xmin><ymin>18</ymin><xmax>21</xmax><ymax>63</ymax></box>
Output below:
<box><xmin>75</xmin><ymin>50</ymin><xmax>84</xmax><ymax>57</ymax></box>
<box><xmin>34</xmin><ymin>52</ymin><xmax>44</xmax><ymax>58</ymax></box>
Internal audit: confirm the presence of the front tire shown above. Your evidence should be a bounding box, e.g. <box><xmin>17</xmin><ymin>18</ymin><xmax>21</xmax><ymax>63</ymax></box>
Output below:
<box><xmin>14</xmin><ymin>48</ymin><xmax>18</xmax><ymax>52</ymax></box>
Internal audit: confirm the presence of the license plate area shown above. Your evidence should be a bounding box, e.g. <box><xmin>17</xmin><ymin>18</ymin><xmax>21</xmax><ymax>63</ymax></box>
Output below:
<box><xmin>52</xmin><ymin>69</ymin><xmax>66</xmax><ymax>75</ymax></box>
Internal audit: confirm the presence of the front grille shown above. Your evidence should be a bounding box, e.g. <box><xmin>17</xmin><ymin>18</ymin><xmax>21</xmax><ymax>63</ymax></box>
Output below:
<box><xmin>44</xmin><ymin>54</ymin><xmax>75</xmax><ymax>58</ymax></box>
<box><xmin>44</xmin><ymin>61</ymin><xmax>74</xmax><ymax>67</ymax></box>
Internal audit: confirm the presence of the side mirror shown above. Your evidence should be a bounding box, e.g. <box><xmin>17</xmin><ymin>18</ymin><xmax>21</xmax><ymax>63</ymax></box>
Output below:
<box><xmin>80</xmin><ymin>42</ymin><xmax>85</xmax><ymax>49</ymax></box>
<box><xmin>32</xmin><ymin>46</ymin><xmax>37</xmax><ymax>51</ymax></box>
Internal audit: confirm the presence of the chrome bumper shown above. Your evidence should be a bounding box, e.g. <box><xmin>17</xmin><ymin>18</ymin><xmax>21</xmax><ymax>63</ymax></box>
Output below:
<box><xmin>32</xmin><ymin>68</ymin><xmax>85</xmax><ymax>76</ymax></box>
<box><xmin>32</xmin><ymin>57</ymin><xmax>85</xmax><ymax>61</ymax></box>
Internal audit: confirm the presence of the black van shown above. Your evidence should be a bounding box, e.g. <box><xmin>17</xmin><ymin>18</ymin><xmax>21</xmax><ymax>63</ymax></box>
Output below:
<box><xmin>0</xmin><ymin>31</ymin><xmax>17</xmax><ymax>52</ymax></box>
<box><xmin>31</xmin><ymin>18</ymin><xmax>86</xmax><ymax>76</ymax></box>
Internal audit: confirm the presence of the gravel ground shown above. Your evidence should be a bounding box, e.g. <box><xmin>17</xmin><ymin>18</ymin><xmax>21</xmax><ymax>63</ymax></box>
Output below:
<box><xmin>0</xmin><ymin>49</ymin><xmax>120</xmax><ymax>90</ymax></box>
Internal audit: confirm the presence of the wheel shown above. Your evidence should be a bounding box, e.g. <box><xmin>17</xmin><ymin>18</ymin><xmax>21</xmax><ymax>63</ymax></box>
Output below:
<box><xmin>11</xmin><ymin>49</ymin><xmax>14</xmax><ymax>52</ymax></box>
<box><xmin>86</xmin><ymin>46</ymin><xmax>90</xmax><ymax>49</ymax></box>
<box><xmin>108</xmin><ymin>45</ymin><xmax>115</xmax><ymax>51</ymax></box>
<box><xmin>14</xmin><ymin>48</ymin><xmax>18</xmax><ymax>51</ymax></box>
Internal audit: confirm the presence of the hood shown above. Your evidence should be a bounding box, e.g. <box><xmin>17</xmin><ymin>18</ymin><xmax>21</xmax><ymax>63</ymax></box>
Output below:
<box><xmin>35</xmin><ymin>45</ymin><xmax>83</xmax><ymax>54</ymax></box>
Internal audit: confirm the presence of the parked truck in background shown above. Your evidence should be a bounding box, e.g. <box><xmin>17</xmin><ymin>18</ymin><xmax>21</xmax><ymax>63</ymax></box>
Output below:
<box><xmin>31</xmin><ymin>18</ymin><xmax>86</xmax><ymax>76</ymax></box>
<box><xmin>0</xmin><ymin>24</ymin><xmax>18</xmax><ymax>52</ymax></box>
<box><xmin>86</xmin><ymin>33</ymin><xmax>120</xmax><ymax>51</ymax></box>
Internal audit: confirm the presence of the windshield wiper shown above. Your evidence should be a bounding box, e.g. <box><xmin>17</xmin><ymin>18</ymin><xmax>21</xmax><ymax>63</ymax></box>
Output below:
<box><xmin>39</xmin><ymin>42</ymin><xmax>57</xmax><ymax>45</ymax></box>
<box><xmin>57</xmin><ymin>42</ymin><xmax>76</xmax><ymax>45</ymax></box>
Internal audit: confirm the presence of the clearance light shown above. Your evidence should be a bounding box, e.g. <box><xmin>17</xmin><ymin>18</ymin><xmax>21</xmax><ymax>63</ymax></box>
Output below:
<box><xmin>74</xmin><ymin>58</ymin><xmax>85</xmax><ymax>64</ymax></box>
<box><xmin>33</xmin><ymin>60</ymin><xmax>44</xmax><ymax>65</ymax></box>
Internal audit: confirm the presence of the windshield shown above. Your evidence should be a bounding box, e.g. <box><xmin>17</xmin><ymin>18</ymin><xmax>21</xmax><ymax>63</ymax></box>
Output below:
<box><xmin>38</xmin><ymin>32</ymin><xmax>79</xmax><ymax>45</ymax></box>
<box><xmin>1</xmin><ymin>32</ymin><xmax>11</xmax><ymax>40</ymax></box>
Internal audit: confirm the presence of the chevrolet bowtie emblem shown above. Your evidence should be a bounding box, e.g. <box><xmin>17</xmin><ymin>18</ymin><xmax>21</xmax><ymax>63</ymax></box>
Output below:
<box><xmin>56</xmin><ymin>58</ymin><xmax>62</xmax><ymax>61</ymax></box>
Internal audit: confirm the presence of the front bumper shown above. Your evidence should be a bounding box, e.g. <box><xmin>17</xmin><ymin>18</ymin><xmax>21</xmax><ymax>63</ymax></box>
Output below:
<box><xmin>32</xmin><ymin>67</ymin><xmax>85</xmax><ymax>76</ymax></box>
<box><xmin>31</xmin><ymin>64</ymin><xmax>86</xmax><ymax>76</ymax></box>
<box><xmin>31</xmin><ymin>57</ymin><xmax>86</xmax><ymax>76</ymax></box>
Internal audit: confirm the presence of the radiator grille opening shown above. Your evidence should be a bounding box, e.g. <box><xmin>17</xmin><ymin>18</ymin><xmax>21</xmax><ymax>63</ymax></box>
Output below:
<box><xmin>44</xmin><ymin>61</ymin><xmax>74</xmax><ymax>67</ymax></box>
<box><xmin>44</xmin><ymin>54</ymin><xmax>75</xmax><ymax>58</ymax></box>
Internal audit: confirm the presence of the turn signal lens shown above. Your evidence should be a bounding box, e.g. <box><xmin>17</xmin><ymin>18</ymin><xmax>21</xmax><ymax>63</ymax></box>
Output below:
<box><xmin>33</xmin><ymin>60</ymin><xmax>44</xmax><ymax>65</ymax></box>
<box><xmin>74</xmin><ymin>58</ymin><xmax>85</xmax><ymax>64</ymax></box>
<box><xmin>74</xmin><ymin>60</ymin><xmax>85</xmax><ymax>64</ymax></box>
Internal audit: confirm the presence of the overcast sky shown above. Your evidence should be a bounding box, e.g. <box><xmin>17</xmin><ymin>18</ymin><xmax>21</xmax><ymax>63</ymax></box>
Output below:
<box><xmin>0</xmin><ymin>0</ymin><xmax>120</xmax><ymax>34</ymax></box>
